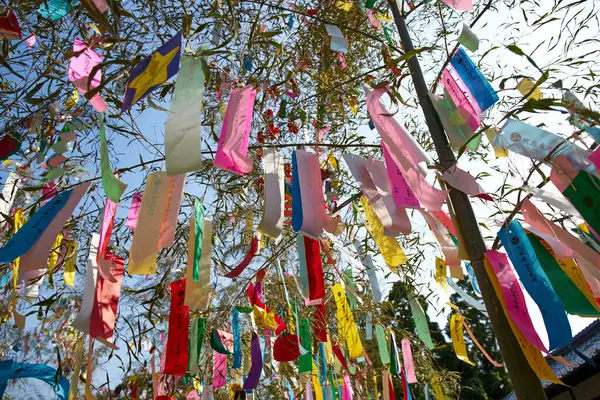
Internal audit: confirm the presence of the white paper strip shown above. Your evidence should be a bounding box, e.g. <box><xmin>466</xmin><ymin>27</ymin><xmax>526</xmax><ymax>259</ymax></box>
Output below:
<box><xmin>165</xmin><ymin>56</ymin><xmax>205</xmax><ymax>176</ymax></box>
<box><xmin>0</xmin><ymin>172</ymin><xmax>19</xmax><ymax>225</ymax></box>
<box><xmin>457</xmin><ymin>22</ymin><xmax>479</xmax><ymax>52</ymax></box>
<box><xmin>257</xmin><ymin>148</ymin><xmax>284</xmax><ymax>239</ymax></box>
<box><xmin>72</xmin><ymin>233</ymin><xmax>100</xmax><ymax>333</ymax></box>
<box><xmin>521</xmin><ymin>185</ymin><xmax>580</xmax><ymax>217</ymax></box>
<box><xmin>446</xmin><ymin>277</ymin><xmax>488</xmax><ymax>314</ymax></box>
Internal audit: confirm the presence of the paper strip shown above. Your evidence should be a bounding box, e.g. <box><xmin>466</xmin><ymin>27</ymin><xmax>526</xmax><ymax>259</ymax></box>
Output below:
<box><xmin>562</xmin><ymin>169</ymin><xmax>600</xmax><ymax>237</ymax></box>
<box><xmin>19</xmin><ymin>182</ymin><xmax>89</xmax><ymax>270</ymax></box>
<box><xmin>457</xmin><ymin>23</ymin><xmax>478</xmax><ymax>52</ymax></box>
<box><xmin>521</xmin><ymin>185</ymin><xmax>579</xmax><ymax>217</ymax></box>
<box><xmin>360</xmin><ymin>196</ymin><xmax>407</xmax><ymax>270</ymax></box>
<box><xmin>232</xmin><ymin>309</ymin><xmax>242</xmax><ymax>369</ymax></box>
<box><xmin>293</xmin><ymin>150</ymin><xmax>340</xmax><ymax>238</ymax></box>
<box><xmin>72</xmin><ymin>234</ymin><xmax>100</xmax><ymax>334</ymax></box>
<box><xmin>185</xmin><ymin>217</ymin><xmax>211</xmax><ymax>310</ymax></box>
<box><xmin>382</xmin><ymin>144</ymin><xmax>421</xmax><ymax>209</ymax></box>
<box><xmin>441</xmin><ymin>0</ymin><xmax>473</xmax><ymax>11</ymax></box>
<box><xmin>401</xmin><ymin>339</ymin><xmax>417</xmax><ymax>383</ymax></box>
<box><xmin>126</xmin><ymin>193</ymin><xmax>142</xmax><ymax>230</ymax></box>
<box><xmin>128</xmin><ymin>172</ymin><xmax>170</xmax><ymax>274</ymax></box>
<box><xmin>483</xmin><ymin>254</ymin><xmax>563</xmax><ymax>384</ymax></box>
<box><xmin>243</xmin><ymin>335</ymin><xmax>263</xmax><ymax>390</ymax></box>
<box><xmin>462</xmin><ymin>319</ymin><xmax>503</xmax><ymax>367</ymax></box>
<box><xmin>304</xmin><ymin>236</ymin><xmax>326</xmax><ymax>300</ymax></box>
<box><xmin>494</xmin><ymin>119</ymin><xmax>594</xmax><ymax>173</ymax></box>
<box><xmin>257</xmin><ymin>148</ymin><xmax>285</xmax><ymax>238</ymax></box>
<box><xmin>364</xmin><ymin>254</ymin><xmax>382</xmax><ymax>302</ymax></box>
<box><xmin>450</xmin><ymin>314</ymin><xmax>475</xmax><ymax>366</ymax></box>
<box><xmin>0</xmin><ymin>172</ymin><xmax>19</xmax><ymax>225</ymax></box>
<box><xmin>68</xmin><ymin>38</ymin><xmax>108</xmax><ymax>112</ymax></box>
<box><xmin>375</xmin><ymin>324</ymin><xmax>390</xmax><ymax>365</ymax></box>
<box><xmin>163</xmin><ymin>279</ymin><xmax>190</xmax><ymax>376</ymax></box>
<box><xmin>214</xmin><ymin>85</ymin><xmax>255</xmax><ymax>174</ymax></box>
<box><xmin>331</xmin><ymin>283</ymin><xmax>363</xmax><ymax>359</ymax></box>
<box><xmin>446</xmin><ymin>277</ymin><xmax>487</xmax><ymax>313</ymax></box>
<box><xmin>188</xmin><ymin>318</ymin><xmax>199</xmax><ymax>375</ymax></box>
<box><xmin>89</xmin><ymin>252</ymin><xmax>124</xmax><ymax>346</ymax></box>
<box><xmin>344</xmin><ymin>153</ymin><xmax>411</xmax><ymax>235</ymax></box>
<box><xmin>517</xmin><ymin>78</ymin><xmax>542</xmax><ymax>100</ymax></box>
<box><xmin>222</xmin><ymin>236</ymin><xmax>258</xmax><ymax>278</ymax></box>
<box><xmin>449</xmin><ymin>48</ymin><xmax>498</xmax><ymax>112</ymax></box>
<box><xmin>497</xmin><ymin>220</ymin><xmax>572</xmax><ymax>350</ymax></box>
<box><xmin>68</xmin><ymin>338</ymin><xmax>84</xmax><ymax>400</ymax></box>
<box><xmin>409</xmin><ymin>297</ymin><xmax>435</xmax><ymax>350</ymax></box>
<box><xmin>213</xmin><ymin>350</ymin><xmax>227</xmax><ymax>388</ymax></box>
<box><xmin>158</xmin><ymin>174</ymin><xmax>185</xmax><ymax>249</ymax></box>
<box><xmin>442</xmin><ymin>68</ymin><xmax>480</xmax><ymax>130</ymax></box>
<box><xmin>165</xmin><ymin>56</ymin><xmax>205</xmax><ymax>176</ymax></box>
<box><xmin>298</xmin><ymin>317</ymin><xmax>313</xmax><ymax>373</ymax></box>
<box><xmin>527</xmin><ymin>234</ymin><xmax>600</xmax><ymax>317</ymax></box>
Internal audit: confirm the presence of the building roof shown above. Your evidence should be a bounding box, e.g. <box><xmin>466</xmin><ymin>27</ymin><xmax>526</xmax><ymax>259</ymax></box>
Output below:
<box><xmin>503</xmin><ymin>319</ymin><xmax>600</xmax><ymax>400</ymax></box>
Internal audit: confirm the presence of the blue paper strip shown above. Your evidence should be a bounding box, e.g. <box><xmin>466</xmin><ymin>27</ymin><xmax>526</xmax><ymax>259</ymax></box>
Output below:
<box><xmin>291</xmin><ymin>152</ymin><xmax>303</xmax><ymax>232</ymax></box>
<box><xmin>0</xmin><ymin>360</ymin><xmax>69</xmax><ymax>400</ymax></box>
<box><xmin>297</xmin><ymin>235</ymin><xmax>309</xmax><ymax>297</ymax></box>
<box><xmin>319</xmin><ymin>342</ymin><xmax>327</xmax><ymax>383</ymax></box>
<box><xmin>498</xmin><ymin>220</ymin><xmax>572</xmax><ymax>350</ymax></box>
<box><xmin>0</xmin><ymin>189</ymin><xmax>74</xmax><ymax>263</ymax></box>
<box><xmin>465</xmin><ymin>262</ymin><xmax>481</xmax><ymax>297</ymax></box>
<box><xmin>232</xmin><ymin>309</ymin><xmax>242</xmax><ymax>369</ymax></box>
<box><xmin>449</xmin><ymin>47</ymin><xmax>499</xmax><ymax>112</ymax></box>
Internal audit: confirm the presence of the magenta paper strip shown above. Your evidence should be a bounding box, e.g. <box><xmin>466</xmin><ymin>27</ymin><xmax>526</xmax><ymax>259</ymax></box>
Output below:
<box><xmin>126</xmin><ymin>193</ymin><xmax>142</xmax><ymax>230</ymax></box>
<box><xmin>367</xmin><ymin>89</ymin><xmax>448</xmax><ymax>211</ymax></box>
<box><xmin>382</xmin><ymin>144</ymin><xmax>421</xmax><ymax>209</ymax></box>
<box><xmin>214</xmin><ymin>85</ymin><xmax>256</xmax><ymax>175</ymax></box>
<box><xmin>342</xmin><ymin>375</ymin><xmax>353</xmax><ymax>400</ymax></box>
<box><xmin>589</xmin><ymin>147</ymin><xmax>600</xmax><ymax>169</ymax></box>
<box><xmin>68</xmin><ymin>38</ymin><xmax>108</xmax><ymax>112</ymax></box>
<box><xmin>486</xmin><ymin>250</ymin><xmax>547</xmax><ymax>352</ymax></box>
<box><xmin>442</xmin><ymin>68</ymin><xmax>480</xmax><ymax>131</ymax></box>
<box><xmin>401</xmin><ymin>338</ymin><xmax>417</xmax><ymax>384</ymax></box>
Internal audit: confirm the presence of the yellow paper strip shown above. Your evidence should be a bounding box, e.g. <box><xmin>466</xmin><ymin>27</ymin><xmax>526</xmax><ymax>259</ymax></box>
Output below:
<box><xmin>68</xmin><ymin>337</ymin><xmax>85</xmax><ymax>400</ymax></box>
<box><xmin>432</xmin><ymin>376</ymin><xmax>445</xmax><ymax>399</ymax></box>
<box><xmin>11</xmin><ymin>209</ymin><xmax>25</xmax><ymax>329</ymax></box>
<box><xmin>331</xmin><ymin>283</ymin><xmax>363</xmax><ymax>359</ymax></box>
<box><xmin>360</xmin><ymin>196</ymin><xmax>407</xmax><ymax>271</ymax></box>
<box><xmin>450</xmin><ymin>314</ymin><xmax>475</xmax><ymax>366</ymax></box>
<box><xmin>63</xmin><ymin>240</ymin><xmax>78</xmax><ymax>287</ymax></box>
<box><xmin>128</xmin><ymin>172</ymin><xmax>170</xmax><ymax>274</ymax></box>
<box><xmin>517</xmin><ymin>78</ymin><xmax>542</xmax><ymax>100</ymax></box>
<box><xmin>435</xmin><ymin>257</ymin><xmax>450</xmax><ymax>303</ymax></box>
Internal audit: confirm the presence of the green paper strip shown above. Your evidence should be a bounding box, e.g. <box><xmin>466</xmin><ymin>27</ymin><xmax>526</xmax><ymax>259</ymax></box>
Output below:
<box><xmin>563</xmin><ymin>170</ymin><xmax>600</xmax><ymax>237</ymax></box>
<box><xmin>527</xmin><ymin>233</ymin><xmax>600</xmax><ymax>317</ymax></box>
<box><xmin>410</xmin><ymin>297</ymin><xmax>435</xmax><ymax>350</ymax></box>
<box><xmin>188</xmin><ymin>318</ymin><xmax>199</xmax><ymax>374</ymax></box>
<box><xmin>383</xmin><ymin>26</ymin><xmax>393</xmax><ymax>46</ymax></box>
<box><xmin>210</xmin><ymin>328</ymin><xmax>231</xmax><ymax>355</ymax></box>
<box><xmin>197</xmin><ymin>318</ymin><xmax>206</xmax><ymax>357</ymax></box>
<box><xmin>193</xmin><ymin>199</ymin><xmax>205</xmax><ymax>282</ymax></box>
<box><xmin>375</xmin><ymin>324</ymin><xmax>390</xmax><ymax>365</ymax></box>
<box><xmin>235</xmin><ymin>305</ymin><xmax>254</xmax><ymax>313</ymax></box>
<box><xmin>389</xmin><ymin>331</ymin><xmax>399</xmax><ymax>376</ymax></box>
<box><xmin>298</xmin><ymin>317</ymin><xmax>312</xmax><ymax>373</ymax></box>
<box><xmin>344</xmin><ymin>269</ymin><xmax>358</xmax><ymax>311</ymax></box>
<box><xmin>99</xmin><ymin>115</ymin><xmax>127</xmax><ymax>202</ymax></box>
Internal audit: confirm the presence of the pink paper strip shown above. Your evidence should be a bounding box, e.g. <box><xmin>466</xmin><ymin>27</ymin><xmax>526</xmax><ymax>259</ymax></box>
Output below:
<box><xmin>521</xmin><ymin>198</ymin><xmax>600</xmax><ymax>270</ymax></box>
<box><xmin>342</xmin><ymin>376</ymin><xmax>353</xmax><ymax>400</ymax></box>
<box><xmin>89</xmin><ymin>251</ymin><xmax>124</xmax><ymax>345</ymax></box>
<box><xmin>382</xmin><ymin>144</ymin><xmax>421</xmax><ymax>209</ymax></box>
<box><xmin>214</xmin><ymin>85</ymin><xmax>255</xmax><ymax>175</ymax></box>
<box><xmin>126</xmin><ymin>193</ymin><xmax>142</xmax><ymax>230</ymax></box>
<box><xmin>97</xmin><ymin>198</ymin><xmax>117</xmax><ymax>282</ymax></box>
<box><xmin>441</xmin><ymin>165</ymin><xmax>485</xmax><ymax>196</ymax></box>
<box><xmin>26</xmin><ymin>35</ymin><xmax>36</xmax><ymax>48</ymax></box>
<box><xmin>401</xmin><ymin>339</ymin><xmax>417</xmax><ymax>384</ymax></box>
<box><xmin>367</xmin><ymin>89</ymin><xmax>448</xmax><ymax>211</ymax></box>
<box><xmin>441</xmin><ymin>0</ymin><xmax>474</xmax><ymax>11</ymax></box>
<box><xmin>420</xmin><ymin>210</ymin><xmax>460</xmax><ymax>267</ymax></box>
<box><xmin>366</xmin><ymin>9</ymin><xmax>381</xmax><ymax>28</ymax></box>
<box><xmin>589</xmin><ymin>147</ymin><xmax>600</xmax><ymax>170</ymax></box>
<box><xmin>212</xmin><ymin>331</ymin><xmax>233</xmax><ymax>389</ymax></box>
<box><xmin>295</xmin><ymin>150</ymin><xmax>339</xmax><ymax>238</ymax></box>
<box><xmin>158</xmin><ymin>175</ymin><xmax>185</xmax><ymax>249</ymax></box>
<box><xmin>486</xmin><ymin>250</ymin><xmax>547</xmax><ymax>352</ymax></box>
<box><xmin>20</xmin><ymin>182</ymin><xmax>90</xmax><ymax>271</ymax></box>
<box><xmin>442</xmin><ymin>68</ymin><xmax>480</xmax><ymax>131</ymax></box>
<box><xmin>550</xmin><ymin>155</ymin><xmax>580</xmax><ymax>192</ymax></box>
<box><xmin>68</xmin><ymin>38</ymin><xmax>108</xmax><ymax>112</ymax></box>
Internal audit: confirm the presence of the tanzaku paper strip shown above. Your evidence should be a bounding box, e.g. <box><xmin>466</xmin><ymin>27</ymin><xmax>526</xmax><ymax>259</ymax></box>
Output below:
<box><xmin>449</xmin><ymin>47</ymin><xmax>498</xmax><ymax>112</ymax></box>
<box><xmin>185</xmin><ymin>217</ymin><xmax>212</xmax><ymax>309</ymax></box>
<box><xmin>242</xmin><ymin>335</ymin><xmax>263</xmax><ymax>390</ymax></box>
<box><xmin>360</xmin><ymin>196</ymin><xmax>407</xmax><ymax>270</ymax></box>
<box><xmin>126</xmin><ymin>193</ymin><xmax>142</xmax><ymax>230</ymax></box>
<box><xmin>158</xmin><ymin>174</ymin><xmax>185</xmax><ymax>249</ymax></box>
<box><xmin>497</xmin><ymin>220</ymin><xmax>572</xmax><ymax>351</ymax></box>
<box><xmin>485</xmin><ymin>250</ymin><xmax>546</xmax><ymax>351</ymax></box>
<box><xmin>401</xmin><ymin>339</ymin><xmax>417</xmax><ymax>384</ymax></box>
<box><xmin>484</xmin><ymin>254</ymin><xmax>563</xmax><ymax>384</ymax></box>
<box><xmin>344</xmin><ymin>153</ymin><xmax>411</xmax><ymax>235</ymax></box>
<box><xmin>99</xmin><ymin>117</ymin><xmax>127</xmax><ymax>203</ymax></box>
<box><xmin>409</xmin><ymin>297</ymin><xmax>435</xmax><ymax>350</ymax></box>
<box><xmin>163</xmin><ymin>279</ymin><xmax>190</xmax><ymax>376</ymax></box>
<box><xmin>331</xmin><ymin>283</ymin><xmax>363</xmax><ymax>359</ymax></box>
<box><xmin>457</xmin><ymin>22</ymin><xmax>478</xmax><ymax>52</ymax></box>
<box><xmin>214</xmin><ymin>85</ymin><xmax>255</xmax><ymax>175</ymax></box>
<box><xmin>382</xmin><ymin>144</ymin><xmax>420</xmax><ymax>209</ymax></box>
<box><xmin>375</xmin><ymin>324</ymin><xmax>390</xmax><ymax>365</ymax></box>
<box><xmin>20</xmin><ymin>182</ymin><xmax>90</xmax><ymax>270</ymax></box>
<box><xmin>442</xmin><ymin>68</ymin><xmax>480</xmax><ymax>131</ymax></box>
<box><xmin>72</xmin><ymin>234</ymin><xmax>100</xmax><ymax>334</ymax></box>
<box><xmin>128</xmin><ymin>172</ymin><xmax>170</xmax><ymax>274</ymax></box>
<box><xmin>257</xmin><ymin>148</ymin><xmax>285</xmax><ymax>238</ymax></box>
<box><xmin>165</xmin><ymin>55</ymin><xmax>205</xmax><ymax>176</ymax></box>
<box><xmin>450</xmin><ymin>314</ymin><xmax>475</xmax><ymax>366</ymax></box>
<box><xmin>68</xmin><ymin>38</ymin><xmax>108</xmax><ymax>112</ymax></box>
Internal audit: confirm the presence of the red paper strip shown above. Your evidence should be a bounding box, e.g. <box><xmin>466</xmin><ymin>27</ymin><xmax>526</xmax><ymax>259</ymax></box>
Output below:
<box><xmin>305</xmin><ymin>236</ymin><xmax>325</xmax><ymax>300</ymax></box>
<box><xmin>314</xmin><ymin>303</ymin><xmax>327</xmax><ymax>342</ymax></box>
<box><xmin>163</xmin><ymin>279</ymin><xmax>190</xmax><ymax>376</ymax></box>
<box><xmin>332</xmin><ymin>342</ymin><xmax>351</xmax><ymax>374</ymax></box>
<box><xmin>223</xmin><ymin>236</ymin><xmax>259</xmax><ymax>278</ymax></box>
<box><xmin>89</xmin><ymin>251</ymin><xmax>124</xmax><ymax>345</ymax></box>
<box><xmin>0</xmin><ymin>134</ymin><xmax>20</xmax><ymax>161</ymax></box>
